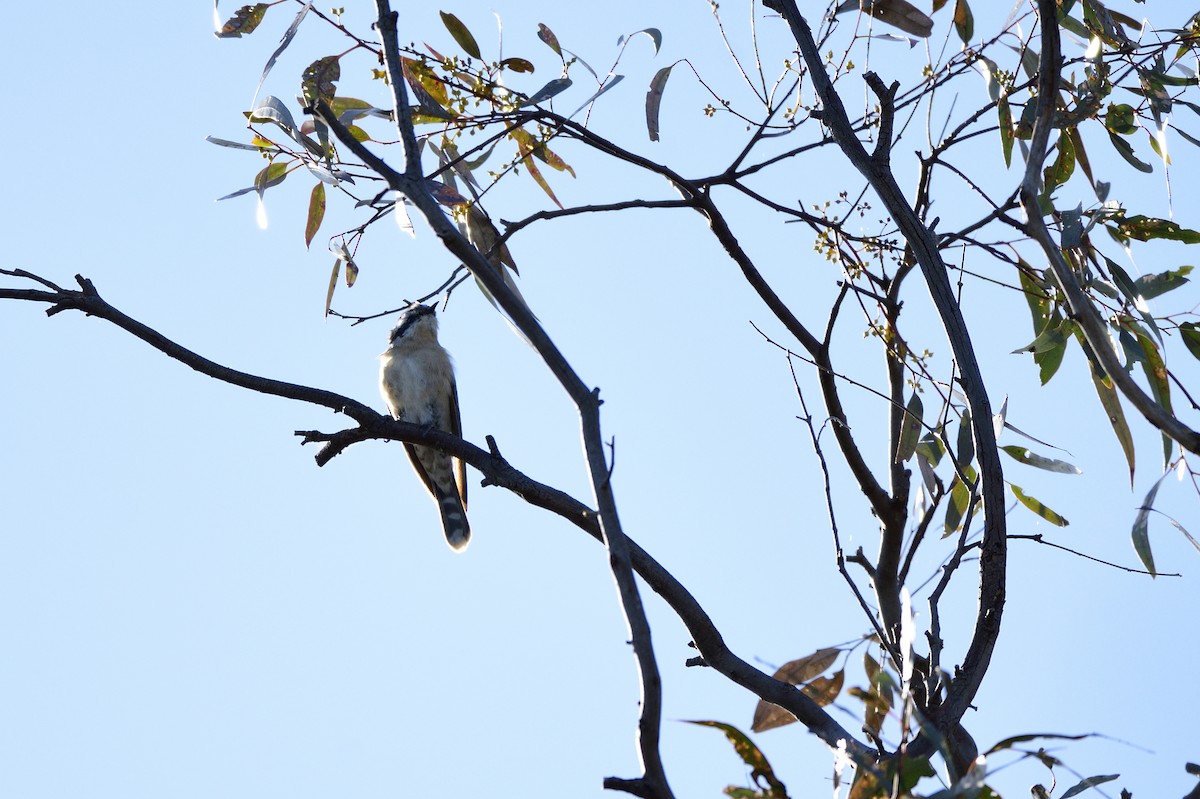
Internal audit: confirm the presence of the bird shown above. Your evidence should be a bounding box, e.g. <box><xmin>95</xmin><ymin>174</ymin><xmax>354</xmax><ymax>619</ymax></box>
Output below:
<box><xmin>378</xmin><ymin>303</ymin><xmax>470</xmax><ymax>551</ymax></box>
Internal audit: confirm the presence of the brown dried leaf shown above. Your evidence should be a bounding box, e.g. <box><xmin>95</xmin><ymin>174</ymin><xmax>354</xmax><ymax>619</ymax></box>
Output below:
<box><xmin>750</xmin><ymin>648</ymin><xmax>840</xmax><ymax>732</ymax></box>
<box><xmin>801</xmin><ymin>669</ymin><xmax>845</xmax><ymax>707</ymax></box>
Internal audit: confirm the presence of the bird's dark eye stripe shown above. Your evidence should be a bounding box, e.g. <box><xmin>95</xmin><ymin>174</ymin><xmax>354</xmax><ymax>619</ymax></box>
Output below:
<box><xmin>391</xmin><ymin>305</ymin><xmax>434</xmax><ymax>340</ymax></box>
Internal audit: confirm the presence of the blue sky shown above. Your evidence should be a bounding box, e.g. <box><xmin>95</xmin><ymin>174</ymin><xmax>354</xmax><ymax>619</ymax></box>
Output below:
<box><xmin>2</xmin><ymin>1</ymin><xmax>1198</xmax><ymax>797</ymax></box>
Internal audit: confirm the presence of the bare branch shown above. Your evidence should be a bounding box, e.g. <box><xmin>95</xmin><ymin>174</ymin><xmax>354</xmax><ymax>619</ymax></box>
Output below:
<box><xmin>336</xmin><ymin>6</ymin><xmax>676</xmax><ymax>793</ymax></box>
<box><xmin>2</xmin><ymin>266</ymin><xmax>873</xmax><ymax>769</ymax></box>
<box><xmin>766</xmin><ymin>0</ymin><xmax>1008</xmax><ymax>772</ymax></box>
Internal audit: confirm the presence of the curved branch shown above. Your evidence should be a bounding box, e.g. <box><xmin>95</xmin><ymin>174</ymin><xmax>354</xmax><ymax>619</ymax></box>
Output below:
<box><xmin>338</xmin><ymin>6</ymin><xmax>673</xmax><ymax>794</ymax></box>
<box><xmin>766</xmin><ymin>0</ymin><xmax>1008</xmax><ymax>769</ymax></box>
<box><xmin>2</xmin><ymin>266</ymin><xmax>874</xmax><ymax>769</ymax></box>
<box><xmin>0</xmin><ymin>272</ymin><xmax>379</xmax><ymax>425</ymax></box>
<box><xmin>1019</xmin><ymin>0</ymin><xmax>1200</xmax><ymax>455</ymax></box>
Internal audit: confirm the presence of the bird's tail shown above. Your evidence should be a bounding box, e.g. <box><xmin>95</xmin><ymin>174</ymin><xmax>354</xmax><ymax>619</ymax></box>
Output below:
<box><xmin>436</xmin><ymin>489</ymin><xmax>471</xmax><ymax>552</ymax></box>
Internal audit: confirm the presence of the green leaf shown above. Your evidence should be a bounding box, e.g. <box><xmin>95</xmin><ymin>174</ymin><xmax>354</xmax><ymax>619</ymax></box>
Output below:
<box><xmin>1018</xmin><ymin>264</ymin><xmax>1052</xmax><ymax>334</ymax></box>
<box><xmin>522</xmin><ymin>77</ymin><xmax>572</xmax><ymax>107</ymax></box>
<box><xmin>1061</xmin><ymin>775</ymin><xmax>1120</xmax><ymax>799</ymax></box>
<box><xmin>253</xmin><ymin>161</ymin><xmax>289</xmax><ymax>194</ymax></box>
<box><xmin>1010</xmin><ymin>484</ymin><xmax>1070</xmax><ymax>526</ymax></box>
<box><xmin>1001</xmin><ymin>446</ymin><xmax>1082</xmax><ymax>474</ymax></box>
<box><xmin>1036</xmin><ymin>319</ymin><xmax>1071</xmax><ymax>384</ymax></box>
<box><xmin>250</xmin><ymin>2</ymin><xmax>311</xmax><ymax>106</ymax></box>
<box><xmin>1104</xmin><ymin>103</ymin><xmax>1137</xmax><ymax>134</ymax></box>
<box><xmin>1180</xmin><ymin>322</ymin><xmax>1200</xmax><ymax>361</ymax></box>
<box><xmin>1107</xmin><ymin>132</ymin><xmax>1154</xmax><ymax>172</ymax></box>
<box><xmin>895</xmin><ymin>391</ymin><xmax>923</xmax><ymax>463</ymax></box>
<box><xmin>1065</xmin><ymin>126</ymin><xmax>1096</xmax><ymax>189</ymax></box>
<box><xmin>1148</xmin><ymin>131</ymin><xmax>1171</xmax><ymax>165</ymax></box>
<box><xmin>328</xmin><ymin>96</ymin><xmax>375</xmax><ymax>118</ymax></box>
<box><xmin>944</xmin><ymin>474</ymin><xmax>970</xmax><ymax>534</ymax></box>
<box><xmin>684</xmin><ymin>721</ymin><xmax>788</xmax><ymax>796</ymax></box>
<box><xmin>645</xmin><ymin>64</ymin><xmax>674</xmax><ymax>142</ymax></box>
<box><xmin>1058</xmin><ymin>13</ymin><xmax>1090</xmax><ymax>39</ymax></box>
<box><xmin>439</xmin><ymin>11</ymin><xmax>482</xmax><ymax>60</ymax></box>
<box><xmin>997</xmin><ymin>94</ymin><xmax>1014</xmax><ymax>167</ymax></box>
<box><xmin>915</xmin><ymin>431</ymin><xmax>945</xmax><ymax>467</ymax></box>
<box><xmin>1132</xmin><ymin>472</ymin><xmax>1168</xmax><ymax>576</ymax></box>
<box><xmin>1135</xmin><ymin>265</ymin><xmax>1192</xmax><ymax>298</ymax></box>
<box><xmin>216</xmin><ymin>3</ymin><xmax>268</xmax><ymax>38</ymax></box>
<box><xmin>324</xmin><ymin>256</ymin><xmax>341</xmax><ymax>318</ymax></box>
<box><xmin>1088</xmin><ymin>360</ymin><xmax>1135</xmax><ymax>484</ymax></box>
<box><xmin>1013</xmin><ymin>320</ymin><xmax>1069</xmax><ymax>355</ymax></box>
<box><xmin>956</xmin><ymin>410</ymin><xmax>974</xmax><ymax>467</ymax></box>
<box><xmin>953</xmin><ymin>0</ymin><xmax>974</xmax><ymax>43</ymax></box>
<box><xmin>536</xmin><ymin>22</ymin><xmax>562</xmax><ymax>56</ymax></box>
<box><xmin>1044</xmin><ymin>128</ymin><xmax>1076</xmax><ymax>192</ymax></box>
<box><xmin>1171</xmin><ymin>125</ymin><xmax>1200</xmax><ymax>149</ymax></box>
<box><xmin>1132</xmin><ymin>330</ymin><xmax>1174</xmax><ymax>468</ymax></box>
<box><xmin>623</xmin><ymin>27</ymin><xmax>664</xmax><ymax>55</ymax></box>
<box><xmin>1118</xmin><ymin>215</ymin><xmax>1200</xmax><ymax>244</ymax></box>
<box><xmin>304</xmin><ymin>183</ymin><xmax>325</xmax><ymax>249</ymax></box>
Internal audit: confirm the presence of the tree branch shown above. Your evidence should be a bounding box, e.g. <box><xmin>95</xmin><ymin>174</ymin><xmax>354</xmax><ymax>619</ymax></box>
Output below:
<box><xmin>331</xmin><ymin>6</ymin><xmax>674</xmax><ymax>794</ymax></box>
<box><xmin>766</xmin><ymin>0</ymin><xmax>1008</xmax><ymax>773</ymax></box>
<box><xmin>1018</xmin><ymin>0</ymin><xmax>1200</xmax><ymax>455</ymax></box>
<box><xmin>2</xmin><ymin>265</ymin><xmax>875</xmax><ymax>772</ymax></box>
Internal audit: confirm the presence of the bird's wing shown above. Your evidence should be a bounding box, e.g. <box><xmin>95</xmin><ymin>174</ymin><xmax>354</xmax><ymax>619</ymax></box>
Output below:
<box><xmin>403</xmin><ymin>443</ymin><xmax>439</xmax><ymax>499</ymax></box>
<box><xmin>449</xmin><ymin>380</ymin><xmax>467</xmax><ymax>509</ymax></box>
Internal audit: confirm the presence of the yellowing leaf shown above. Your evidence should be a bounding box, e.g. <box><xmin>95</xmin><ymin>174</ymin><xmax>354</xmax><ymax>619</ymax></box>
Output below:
<box><xmin>1001</xmin><ymin>446</ymin><xmax>1081</xmax><ymax>474</ymax></box>
<box><xmin>998</xmin><ymin>94</ymin><xmax>1014</xmax><ymax>167</ymax></box>
<box><xmin>301</xmin><ymin>55</ymin><xmax>341</xmax><ymax>107</ymax></box>
<box><xmin>1118</xmin><ymin>215</ymin><xmax>1200</xmax><ymax>244</ymax></box>
<box><xmin>511</xmin><ymin>131</ymin><xmax>563</xmax><ymax>208</ymax></box>
<box><xmin>305</xmin><ymin>182</ymin><xmax>326</xmax><ymax>249</ymax></box>
<box><xmin>324</xmin><ymin>258</ymin><xmax>340</xmax><ymax>318</ymax></box>
<box><xmin>216</xmin><ymin>3</ymin><xmax>268</xmax><ymax>38</ymax></box>
<box><xmin>253</xmin><ymin>161</ymin><xmax>290</xmax><ymax>195</ymax></box>
<box><xmin>684</xmin><ymin>721</ymin><xmax>787</xmax><ymax>797</ymax></box>
<box><xmin>1010</xmin><ymin>484</ymin><xmax>1069</xmax><ymax>526</ymax></box>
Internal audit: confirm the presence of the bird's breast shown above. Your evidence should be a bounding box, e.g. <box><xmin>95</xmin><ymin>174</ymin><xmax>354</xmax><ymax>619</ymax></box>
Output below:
<box><xmin>379</xmin><ymin>346</ymin><xmax>454</xmax><ymax>425</ymax></box>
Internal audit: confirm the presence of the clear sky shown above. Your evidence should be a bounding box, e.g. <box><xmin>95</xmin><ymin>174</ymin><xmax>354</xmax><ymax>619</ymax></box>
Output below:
<box><xmin>2</xmin><ymin>1</ymin><xmax>1197</xmax><ymax>798</ymax></box>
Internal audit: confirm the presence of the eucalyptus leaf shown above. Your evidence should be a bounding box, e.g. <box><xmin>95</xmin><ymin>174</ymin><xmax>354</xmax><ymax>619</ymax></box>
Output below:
<box><xmin>1132</xmin><ymin>472</ymin><xmax>1168</xmax><ymax>576</ymax></box>
<box><xmin>1010</xmin><ymin>485</ymin><xmax>1069</xmax><ymax>526</ymax></box>
<box><xmin>646</xmin><ymin>64</ymin><xmax>674</xmax><ymax>141</ymax></box>
<box><xmin>1002</xmin><ymin>446</ymin><xmax>1082</xmax><ymax>474</ymax></box>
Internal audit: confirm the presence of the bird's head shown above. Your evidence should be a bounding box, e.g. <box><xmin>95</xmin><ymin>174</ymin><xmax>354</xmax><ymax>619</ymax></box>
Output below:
<box><xmin>388</xmin><ymin>303</ymin><xmax>439</xmax><ymax>345</ymax></box>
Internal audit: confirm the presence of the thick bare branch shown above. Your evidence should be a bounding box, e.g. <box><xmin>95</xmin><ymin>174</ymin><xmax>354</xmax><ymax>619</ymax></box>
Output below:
<box><xmin>765</xmin><ymin>0</ymin><xmax>1008</xmax><ymax>769</ymax></box>
<box><xmin>2</xmin><ymin>266</ymin><xmax>873</xmax><ymax>767</ymax></box>
<box><xmin>334</xmin><ymin>6</ymin><xmax>675</xmax><ymax>795</ymax></box>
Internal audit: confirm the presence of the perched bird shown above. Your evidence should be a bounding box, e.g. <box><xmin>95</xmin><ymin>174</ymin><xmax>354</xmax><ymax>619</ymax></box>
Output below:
<box><xmin>379</xmin><ymin>303</ymin><xmax>470</xmax><ymax>551</ymax></box>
